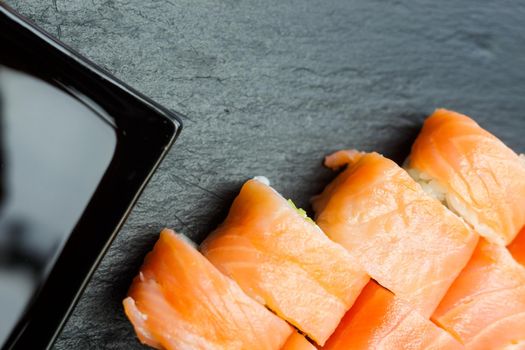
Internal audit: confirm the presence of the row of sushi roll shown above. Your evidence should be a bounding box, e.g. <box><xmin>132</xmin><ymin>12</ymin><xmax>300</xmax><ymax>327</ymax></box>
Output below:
<box><xmin>123</xmin><ymin>109</ymin><xmax>525</xmax><ymax>350</ymax></box>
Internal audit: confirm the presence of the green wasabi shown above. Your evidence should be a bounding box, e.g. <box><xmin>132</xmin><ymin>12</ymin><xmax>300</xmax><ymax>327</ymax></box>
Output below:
<box><xmin>287</xmin><ymin>199</ymin><xmax>315</xmax><ymax>224</ymax></box>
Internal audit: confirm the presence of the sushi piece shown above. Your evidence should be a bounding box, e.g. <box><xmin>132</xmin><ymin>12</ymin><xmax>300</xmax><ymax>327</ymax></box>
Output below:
<box><xmin>201</xmin><ymin>178</ymin><xmax>369</xmax><ymax>346</ymax></box>
<box><xmin>406</xmin><ymin>109</ymin><xmax>525</xmax><ymax>245</ymax></box>
<box><xmin>312</xmin><ymin>150</ymin><xmax>478</xmax><ymax>317</ymax></box>
<box><xmin>281</xmin><ymin>332</ymin><xmax>316</xmax><ymax>350</ymax></box>
<box><xmin>432</xmin><ymin>238</ymin><xmax>525</xmax><ymax>349</ymax></box>
<box><xmin>322</xmin><ymin>281</ymin><xmax>464</xmax><ymax>350</ymax></box>
<box><xmin>123</xmin><ymin>229</ymin><xmax>293</xmax><ymax>350</ymax></box>
<box><xmin>509</xmin><ymin>227</ymin><xmax>525</xmax><ymax>267</ymax></box>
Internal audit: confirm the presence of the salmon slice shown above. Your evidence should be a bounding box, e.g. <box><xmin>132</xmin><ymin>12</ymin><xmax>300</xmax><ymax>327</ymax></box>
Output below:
<box><xmin>281</xmin><ymin>332</ymin><xmax>316</xmax><ymax>350</ymax></box>
<box><xmin>322</xmin><ymin>281</ymin><xmax>464</xmax><ymax>350</ymax></box>
<box><xmin>201</xmin><ymin>178</ymin><xmax>369</xmax><ymax>346</ymax></box>
<box><xmin>123</xmin><ymin>229</ymin><xmax>293</xmax><ymax>350</ymax></box>
<box><xmin>432</xmin><ymin>238</ymin><xmax>525</xmax><ymax>349</ymax></box>
<box><xmin>312</xmin><ymin>150</ymin><xmax>478</xmax><ymax>317</ymax></box>
<box><xmin>406</xmin><ymin>109</ymin><xmax>525</xmax><ymax>245</ymax></box>
<box><xmin>509</xmin><ymin>227</ymin><xmax>525</xmax><ymax>267</ymax></box>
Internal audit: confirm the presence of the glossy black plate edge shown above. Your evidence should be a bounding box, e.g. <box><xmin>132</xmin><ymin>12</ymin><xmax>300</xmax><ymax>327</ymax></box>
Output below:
<box><xmin>0</xmin><ymin>2</ymin><xmax>183</xmax><ymax>131</ymax></box>
<box><xmin>0</xmin><ymin>3</ymin><xmax>183</xmax><ymax>349</ymax></box>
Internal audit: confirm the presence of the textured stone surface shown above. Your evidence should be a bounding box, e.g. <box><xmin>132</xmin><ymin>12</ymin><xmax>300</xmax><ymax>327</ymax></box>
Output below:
<box><xmin>5</xmin><ymin>0</ymin><xmax>525</xmax><ymax>348</ymax></box>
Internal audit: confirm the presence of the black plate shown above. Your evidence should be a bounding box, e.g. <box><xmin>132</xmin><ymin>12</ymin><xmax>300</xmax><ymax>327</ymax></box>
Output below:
<box><xmin>0</xmin><ymin>4</ymin><xmax>182</xmax><ymax>349</ymax></box>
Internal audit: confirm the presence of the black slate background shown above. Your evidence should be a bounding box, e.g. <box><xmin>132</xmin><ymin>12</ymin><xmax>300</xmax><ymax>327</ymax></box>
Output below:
<box><xmin>6</xmin><ymin>0</ymin><xmax>525</xmax><ymax>348</ymax></box>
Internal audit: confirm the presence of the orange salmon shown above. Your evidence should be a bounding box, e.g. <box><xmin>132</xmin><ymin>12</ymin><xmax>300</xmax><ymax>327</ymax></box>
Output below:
<box><xmin>201</xmin><ymin>178</ymin><xmax>369</xmax><ymax>346</ymax></box>
<box><xmin>323</xmin><ymin>281</ymin><xmax>464</xmax><ymax>350</ymax></box>
<box><xmin>509</xmin><ymin>227</ymin><xmax>525</xmax><ymax>267</ymax></box>
<box><xmin>433</xmin><ymin>238</ymin><xmax>525</xmax><ymax>349</ymax></box>
<box><xmin>282</xmin><ymin>332</ymin><xmax>316</xmax><ymax>350</ymax></box>
<box><xmin>406</xmin><ymin>109</ymin><xmax>525</xmax><ymax>245</ymax></box>
<box><xmin>312</xmin><ymin>151</ymin><xmax>478</xmax><ymax>317</ymax></box>
<box><xmin>123</xmin><ymin>229</ymin><xmax>293</xmax><ymax>350</ymax></box>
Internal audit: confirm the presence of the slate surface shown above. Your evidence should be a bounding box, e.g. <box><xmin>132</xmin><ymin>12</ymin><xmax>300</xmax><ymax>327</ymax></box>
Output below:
<box><xmin>5</xmin><ymin>0</ymin><xmax>525</xmax><ymax>348</ymax></box>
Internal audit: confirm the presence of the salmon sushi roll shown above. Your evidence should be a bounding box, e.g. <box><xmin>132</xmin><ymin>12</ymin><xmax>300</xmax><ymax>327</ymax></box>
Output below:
<box><xmin>312</xmin><ymin>150</ymin><xmax>478</xmax><ymax>317</ymax></box>
<box><xmin>323</xmin><ymin>281</ymin><xmax>464</xmax><ymax>350</ymax></box>
<box><xmin>201</xmin><ymin>177</ymin><xmax>369</xmax><ymax>346</ymax></box>
<box><xmin>123</xmin><ymin>229</ymin><xmax>293</xmax><ymax>350</ymax></box>
<box><xmin>433</xmin><ymin>238</ymin><xmax>525</xmax><ymax>349</ymax></box>
<box><xmin>406</xmin><ymin>109</ymin><xmax>525</xmax><ymax>245</ymax></box>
